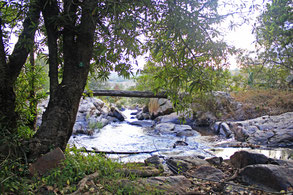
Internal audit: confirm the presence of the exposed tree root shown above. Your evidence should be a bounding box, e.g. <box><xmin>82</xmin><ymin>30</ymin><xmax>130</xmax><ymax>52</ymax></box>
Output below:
<box><xmin>70</xmin><ymin>172</ymin><xmax>99</xmax><ymax>195</ymax></box>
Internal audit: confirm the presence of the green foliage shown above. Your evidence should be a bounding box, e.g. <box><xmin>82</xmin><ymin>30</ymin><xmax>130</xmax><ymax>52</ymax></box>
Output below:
<box><xmin>14</xmin><ymin>56</ymin><xmax>49</xmax><ymax>138</ymax></box>
<box><xmin>237</xmin><ymin>50</ymin><xmax>290</xmax><ymax>89</ymax></box>
<box><xmin>0</xmin><ymin>146</ymin><xmax>160</xmax><ymax>194</ymax></box>
<box><xmin>0</xmin><ymin>157</ymin><xmax>31</xmax><ymax>193</ymax></box>
<box><xmin>135</xmin><ymin>61</ymin><xmax>234</xmax><ymax>113</ymax></box>
<box><xmin>255</xmin><ymin>0</ymin><xmax>293</xmax><ymax>70</ymax></box>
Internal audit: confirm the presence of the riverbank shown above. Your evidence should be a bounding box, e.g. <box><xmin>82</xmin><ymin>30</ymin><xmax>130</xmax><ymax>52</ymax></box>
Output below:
<box><xmin>2</xmin><ymin>89</ymin><xmax>293</xmax><ymax>194</ymax></box>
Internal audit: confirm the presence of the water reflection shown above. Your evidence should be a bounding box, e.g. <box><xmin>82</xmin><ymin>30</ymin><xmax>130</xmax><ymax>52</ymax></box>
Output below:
<box><xmin>208</xmin><ymin>147</ymin><xmax>293</xmax><ymax>160</ymax></box>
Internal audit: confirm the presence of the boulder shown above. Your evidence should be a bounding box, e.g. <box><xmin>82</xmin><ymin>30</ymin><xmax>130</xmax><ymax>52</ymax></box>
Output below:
<box><xmin>136</xmin><ymin>112</ymin><xmax>151</xmax><ymax>120</ymax></box>
<box><xmin>79</xmin><ymin>102</ymin><xmax>96</xmax><ymax>113</ymax></box>
<box><xmin>174</xmin><ymin>124</ymin><xmax>192</xmax><ymax>132</ymax></box>
<box><xmin>29</xmin><ymin>148</ymin><xmax>65</xmax><ymax>176</ymax></box>
<box><xmin>205</xmin><ymin>157</ymin><xmax>223</xmax><ymax>166</ymax></box>
<box><xmin>188</xmin><ymin>165</ymin><xmax>226</xmax><ymax>181</ymax></box>
<box><xmin>106</xmin><ymin>116</ymin><xmax>120</xmax><ymax>123</ymax></box>
<box><xmin>230</xmin><ymin>151</ymin><xmax>269</xmax><ymax>169</ymax></box>
<box><xmin>148</xmin><ymin>98</ymin><xmax>174</xmax><ymax>119</ymax></box>
<box><xmin>228</xmin><ymin>112</ymin><xmax>293</xmax><ymax>147</ymax></box>
<box><xmin>129</xmin><ymin>120</ymin><xmax>155</xmax><ymax>127</ymax></box>
<box><xmin>176</xmin><ymin>129</ymin><xmax>197</xmax><ymax>137</ymax></box>
<box><xmin>213</xmin><ymin>122</ymin><xmax>232</xmax><ymax>138</ymax></box>
<box><xmin>155</xmin><ymin>112</ymin><xmax>193</xmax><ymax>125</ymax></box>
<box><xmin>159</xmin><ymin>99</ymin><xmax>173</xmax><ymax>115</ymax></box>
<box><xmin>229</xmin><ymin>123</ymin><xmax>249</xmax><ymax>141</ymax></box>
<box><xmin>166</xmin><ymin>156</ymin><xmax>209</xmax><ymax>174</ymax></box>
<box><xmin>236</xmin><ymin>164</ymin><xmax>293</xmax><ymax>192</ymax></box>
<box><xmin>155</xmin><ymin>123</ymin><xmax>175</xmax><ymax>133</ymax></box>
<box><xmin>174</xmin><ymin>124</ymin><xmax>198</xmax><ymax>137</ymax></box>
<box><xmin>142</xmin><ymin>105</ymin><xmax>149</xmax><ymax>113</ymax></box>
<box><xmin>108</xmin><ymin>107</ymin><xmax>125</xmax><ymax>121</ymax></box>
<box><xmin>144</xmin><ymin>155</ymin><xmax>163</xmax><ymax>169</ymax></box>
<box><xmin>83</xmin><ymin>97</ymin><xmax>104</xmax><ymax>110</ymax></box>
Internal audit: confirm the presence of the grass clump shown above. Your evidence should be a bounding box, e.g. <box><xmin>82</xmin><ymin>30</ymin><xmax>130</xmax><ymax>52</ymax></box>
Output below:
<box><xmin>0</xmin><ymin>146</ymin><xmax>159</xmax><ymax>194</ymax></box>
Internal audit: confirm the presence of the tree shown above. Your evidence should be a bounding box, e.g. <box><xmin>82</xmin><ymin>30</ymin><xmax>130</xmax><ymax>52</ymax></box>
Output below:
<box><xmin>0</xmin><ymin>0</ymin><xmax>41</xmax><ymax>135</ymax></box>
<box><xmin>255</xmin><ymin>0</ymin><xmax>293</xmax><ymax>70</ymax></box>
<box><xmin>1</xmin><ymin>0</ymin><xmax>233</xmax><ymax>160</ymax></box>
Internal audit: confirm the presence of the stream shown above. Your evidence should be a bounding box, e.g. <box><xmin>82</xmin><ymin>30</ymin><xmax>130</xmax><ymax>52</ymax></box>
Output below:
<box><xmin>69</xmin><ymin>109</ymin><xmax>293</xmax><ymax>162</ymax></box>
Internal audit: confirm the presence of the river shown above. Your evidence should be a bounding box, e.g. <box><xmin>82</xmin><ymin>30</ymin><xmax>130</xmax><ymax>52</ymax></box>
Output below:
<box><xmin>69</xmin><ymin>109</ymin><xmax>293</xmax><ymax>162</ymax></box>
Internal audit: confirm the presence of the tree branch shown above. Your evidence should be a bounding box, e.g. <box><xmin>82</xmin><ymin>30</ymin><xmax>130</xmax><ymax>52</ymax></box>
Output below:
<box><xmin>41</xmin><ymin>0</ymin><xmax>60</xmax><ymax>94</ymax></box>
<box><xmin>0</xmin><ymin>17</ymin><xmax>7</xmax><ymax>83</ymax></box>
<box><xmin>7</xmin><ymin>0</ymin><xmax>41</xmax><ymax>84</ymax></box>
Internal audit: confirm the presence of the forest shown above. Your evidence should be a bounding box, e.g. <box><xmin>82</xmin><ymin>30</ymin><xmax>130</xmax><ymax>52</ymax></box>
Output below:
<box><xmin>1</xmin><ymin>0</ymin><xmax>292</xmax><ymax>194</ymax></box>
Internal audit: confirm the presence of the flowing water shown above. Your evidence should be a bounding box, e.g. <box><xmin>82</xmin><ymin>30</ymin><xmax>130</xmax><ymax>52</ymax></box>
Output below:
<box><xmin>69</xmin><ymin>109</ymin><xmax>293</xmax><ymax>162</ymax></box>
<box><xmin>69</xmin><ymin>109</ymin><xmax>218</xmax><ymax>162</ymax></box>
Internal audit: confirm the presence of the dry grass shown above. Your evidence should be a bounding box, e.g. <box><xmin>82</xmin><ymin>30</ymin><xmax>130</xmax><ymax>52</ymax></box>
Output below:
<box><xmin>231</xmin><ymin>89</ymin><xmax>293</xmax><ymax>119</ymax></box>
<box><xmin>148</xmin><ymin>98</ymin><xmax>160</xmax><ymax>115</ymax></box>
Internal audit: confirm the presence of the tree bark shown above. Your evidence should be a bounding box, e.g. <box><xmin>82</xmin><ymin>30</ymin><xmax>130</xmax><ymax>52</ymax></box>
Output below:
<box><xmin>29</xmin><ymin>0</ymin><xmax>97</xmax><ymax>159</ymax></box>
<box><xmin>41</xmin><ymin>0</ymin><xmax>59</xmax><ymax>95</ymax></box>
<box><xmin>90</xmin><ymin>90</ymin><xmax>168</xmax><ymax>98</ymax></box>
<box><xmin>0</xmin><ymin>0</ymin><xmax>41</xmax><ymax>133</ymax></box>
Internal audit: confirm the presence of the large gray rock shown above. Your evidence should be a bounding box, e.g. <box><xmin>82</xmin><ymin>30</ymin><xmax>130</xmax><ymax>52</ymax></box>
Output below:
<box><xmin>174</xmin><ymin>124</ymin><xmax>198</xmax><ymax>137</ymax></box>
<box><xmin>188</xmin><ymin>165</ymin><xmax>226</xmax><ymax>181</ymax></box>
<box><xmin>108</xmin><ymin>107</ymin><xmax>125</xmax><ymax>121</ymax></box>
<box><xmin>129</xmin><ymin>120</ymin><xmax>154</xmax><ymax>127</ymax></box>
<box><xmin>155</xmin><ymin>111</ymin><xmax>194</xmax><ymax>125</ymax></box>
<box><xmin>230</xmin><ymin>151</ymin><xmax>269</xmax><ymax>169</ymax></box>
<box><xmin>228</xmin><ymin>112</ymin><xmax>293</xmax><ymax>147</ymax></box>
<box><xmin>154</xmin><ymin>123</ymin><xmax>197</xmax><ymax>137</ymax></box>
<box><xmin>144</xmin><ymin>155</ymin><xmax>163</xmax><ymax>169</ymax></box>
<box><xmin>136</xmin><ymin>112</ymin><xmax>151</xmax><ymax>120</ymax></box>
<box><xmin>213</xmin><ymin>122</ymin><xmax>232</xmax><ymax>138</ymax></box>
<box><xmin>148</xmin><ymin>98</ymin><xmax>174</xmax><ymax>119</ymax></box>
<box><xmin>236</xmin><ymin>164</ymin><xmax>293</xmax><ymax>192</ymax></box>
<box><xmin>155</xmin><ymin>123</ymin><xmax>175</xmax><ymax>133</ymax></box>
<box><xmin>166</xmin><ymin>156</ymin><xmax>209</xmax><ymax>173</ymax></box>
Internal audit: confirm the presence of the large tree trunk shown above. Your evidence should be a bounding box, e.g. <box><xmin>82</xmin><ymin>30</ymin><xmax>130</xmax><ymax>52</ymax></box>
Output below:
<box><xmin>28</xmin><ymin>0</ymin><xmax>97</xmax><ymax>159</ymax></box>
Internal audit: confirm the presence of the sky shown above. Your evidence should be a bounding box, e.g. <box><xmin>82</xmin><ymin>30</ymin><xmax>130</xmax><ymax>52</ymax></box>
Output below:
<box><xmin>217</xmin><ymin>0</ymin><xmax>267</xmax><ymax>69</ymax></box>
